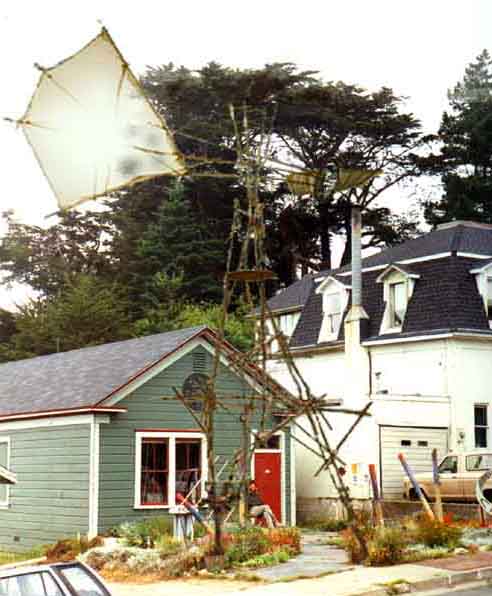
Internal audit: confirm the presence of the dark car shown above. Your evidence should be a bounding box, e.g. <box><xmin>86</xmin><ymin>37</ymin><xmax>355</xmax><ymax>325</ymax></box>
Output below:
<box><xmin>0</xmin><ymin>561</ymin><xmax>112</xmax><ymax>596</ymax></box>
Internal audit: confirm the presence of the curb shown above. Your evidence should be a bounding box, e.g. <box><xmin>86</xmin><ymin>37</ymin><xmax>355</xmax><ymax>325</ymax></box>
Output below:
<box><xmin>355</xmin><ymin>565</ymin><xmax>492</xmax><ymax>596</ymax></box>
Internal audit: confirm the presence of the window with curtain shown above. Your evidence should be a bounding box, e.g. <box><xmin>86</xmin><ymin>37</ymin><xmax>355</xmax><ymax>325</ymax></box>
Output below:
<box><xmin>140</xmin><ymin>438</ymin><xmax>169</xmax><ymax>506</ymax></box>
<box><xmin>390</xmin><ymin>281</ymin><xmax>407</xmax><ymax>328</ymax></box>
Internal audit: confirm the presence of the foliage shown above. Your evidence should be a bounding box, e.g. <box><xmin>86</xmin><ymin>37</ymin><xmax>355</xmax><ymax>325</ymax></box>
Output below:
<box><xmin>0</xmin><ymin>546</ymin><xmax>46</xmax><ymax>565</ymax></box>
<box><xmin>116</xmin><ymin>516</ymin><xmax>173</xmax><ymax>548</ymax></box>
<box><xmin>239</xmin><ymin>549</ymin><xmax>291</xmax><ymax>568</ymax></box>
<box><xmin>424</xmin><ymin>50</ymin><xmax>492</xmax><ymax>226</ymax></box>
<box><xmin>301</xmin><ymin>517</ymin><xmax>348</xmax><ymax>532</ymax></box>
<box><xmin>45</xmin><ymin>536</ymin><xmax>103</xmax><ymax>563</ymax></box>
<box><xmin>340</xmin><ymin>511</ymin><xmax>375</xmax><ymax>564</ymax></box>
<box><xmin>0</xmin><ymin>275</ymin><xmax>133</xmax><ymax>362</ymax></box>
<box><xmin>81</xmin><ymin>543</ymin><xmax>202</xmax><ymax>579</ymax></box>
<box><xmin>414</xmin><ymin>518</ymin><xmax>463</xmax><ymax>549</ymax></box>
<box><xmin>266</xmin><ymin>527</ymin><xmax>301</xmax><ymax>554</ymax></box>
<box><xmin>366</xmin><ymin>527</ymin><xmax>408</xmax><ymax>566</ymax></box>
<box><xmin>137</xmin><ymin>181</ymin><xmax>226</xmax><ymax>303</ymax></box>
<box><xmin>224</xmin><ymin>527</ymin><xmax>270</xmax><ymax>565</ymax></box>
<box><xmin>155</xmin><ymin>535</ymin><xmax>183</xmax><ymax>558</ymax></box>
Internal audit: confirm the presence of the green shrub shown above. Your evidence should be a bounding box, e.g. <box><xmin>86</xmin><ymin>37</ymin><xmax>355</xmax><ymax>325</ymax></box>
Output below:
<box><xmin>45</xmin><ymin>537</ymin><xmax>102</xmax><ymax>562</ymax></box>
<box><xmin>303</xmin><ymin>518</ymin><xmax>348</xmax><ymax>532</ymax></box>
<box><xmin>340</xmin><ymin>511</ymin><xmax>375</xmax><ymax>564</ymax></box>
<box><xmin>415</xmin><ymin>518</ymin><xmax>463</xmax><ymax>549</ymax></box>
<box><xmin>240</xmin><ymin>549</ymin><xmax>291</xmax><ymax>568</ymax></box>
<box><xmin>267</xmin><ymin>527</ymin><xmax>302</xmax><ymax>555</ymax></box>
<box><xmin>118</xmin><ymin>517</ymin><xmax>173</xmax><ymax>548</ymax></box>
<box><xmin>156</xmin><ymin>535</ymin><xmax>183</xmax><ymax>558</ymax></box>
<box><xmin>225</xmin><ymin>527</ymin><xmax>270</xmax><ymax>565</ymax></box>
<box><xmin>367</xmin><ymin>527</ymin><xmax>408</xmax><ymax>566</ymax></box>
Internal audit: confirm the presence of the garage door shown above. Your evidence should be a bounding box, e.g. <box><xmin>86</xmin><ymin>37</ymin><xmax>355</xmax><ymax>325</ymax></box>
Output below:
<box><xmin>380</xmin><ymin>426</ymin><xmax>448</xmax><ymax>499</ymax></box>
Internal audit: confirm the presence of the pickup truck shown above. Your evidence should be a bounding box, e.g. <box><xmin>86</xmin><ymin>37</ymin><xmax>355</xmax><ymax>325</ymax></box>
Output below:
<box><xmin>403</xmin><ymin>451</ymin><xmax>492</xmax><ymax>502</ymax></box>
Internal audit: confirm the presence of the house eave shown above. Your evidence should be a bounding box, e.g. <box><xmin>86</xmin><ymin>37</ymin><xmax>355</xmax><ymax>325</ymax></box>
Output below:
<box><xmin>0</xmin><ymin>406</ymin><xmax>127</xmax><ymax>425</ymax></box>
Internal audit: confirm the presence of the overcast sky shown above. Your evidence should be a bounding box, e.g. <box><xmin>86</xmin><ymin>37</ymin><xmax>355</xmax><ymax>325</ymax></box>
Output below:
<box><xmin>0</xmin><ymin>0</ymin><xmax>491</xmax><ymax>306</ymax></box>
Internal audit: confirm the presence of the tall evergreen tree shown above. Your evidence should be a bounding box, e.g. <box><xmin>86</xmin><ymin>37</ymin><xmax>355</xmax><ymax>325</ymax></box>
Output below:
<box><xmin>424</xmin><ymin>50</ymin><xmax>492</xmax><ymax>226</ymax></box>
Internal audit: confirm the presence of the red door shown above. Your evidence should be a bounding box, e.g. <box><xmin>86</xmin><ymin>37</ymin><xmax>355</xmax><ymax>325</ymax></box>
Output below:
<box><xmin>254</xmin><ymin>451</ymin><xmax>282</xmax><ymax>522</ymax></box>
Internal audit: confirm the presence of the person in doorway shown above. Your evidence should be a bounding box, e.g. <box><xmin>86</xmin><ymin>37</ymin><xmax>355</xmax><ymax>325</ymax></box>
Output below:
<box><xmin>247</xmin><ymin>480</ymin><xmax>280</xmax><ymax>528</ymax></box>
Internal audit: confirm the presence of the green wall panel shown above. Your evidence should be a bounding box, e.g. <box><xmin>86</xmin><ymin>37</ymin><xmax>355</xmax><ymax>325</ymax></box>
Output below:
<box><xmin>99</xmin><ymin>345</ymin><xmax>292</xmax><ymax>532</ymax></box>
<box><xmin>0</xmin><ymin>425</ymin><xmax>91</xmax><ymax>552</ymax></box>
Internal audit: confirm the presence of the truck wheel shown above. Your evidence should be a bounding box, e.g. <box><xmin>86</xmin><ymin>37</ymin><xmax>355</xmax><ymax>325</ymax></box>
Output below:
<box><xmin>409</xmin><ymin>489</ymin><xmax>418</xmax><ymax>501</ymax></box>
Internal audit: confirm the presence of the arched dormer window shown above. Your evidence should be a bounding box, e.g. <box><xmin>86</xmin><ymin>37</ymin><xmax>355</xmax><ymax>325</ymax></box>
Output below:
<box><xmin>470</xmin><ymin>260</ymin><xmax>492</xmax><ymax>328</ymax></box>
<box><xmin>316</xmin><ymin>276</ymin><xmax>350</xmax><ymax>343</ymax></box>
<box><xmin>377</xmin><ymin>264</ymin><xmax>420</xmax><ymax>334</ymax></box>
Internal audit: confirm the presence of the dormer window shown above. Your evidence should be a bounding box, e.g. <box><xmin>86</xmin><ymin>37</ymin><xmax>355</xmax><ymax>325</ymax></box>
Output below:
<box><xmin>470</xmin><ymin>261</ymin><xmax>492</xmax><ymax>328</ymax></box>
<box><xmin>377</xmin><ymin>265</ymin><xmax>420</xmax><ymax>334</ymax></box>
<box><xmin>389</xmin><ymin>281</ymin><xmax>407</xmax><ymax>328</ymax></box>
<box><xmin>322</xmin><ymin>292</ymin><xmax>342</xmax><ymax>336</ymax></box>
<box><xmin>316</xmin><ymin>276</ymin><xmax>350</xmax><ymax>342</ymax></box>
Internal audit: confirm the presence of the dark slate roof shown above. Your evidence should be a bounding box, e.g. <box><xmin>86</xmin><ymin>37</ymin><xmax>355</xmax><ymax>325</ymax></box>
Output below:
<box><xmin>0</xmin><ymin>326</ymin><xmax>208</xmax><ymax>418</ymax></box>
<box><xmin>286</xmin><ymin>221</ymin><xmax>492</xmax><ymax>349</ymax></box>
<box><xmin>290</xmin><ymin>255</ymin><xmax>492</xmax><ymax>348</ymax></box>
<box><xmin>268</xmin><ymin>222</ymin><xmax>492</xmax><ymax>317</ymax></box>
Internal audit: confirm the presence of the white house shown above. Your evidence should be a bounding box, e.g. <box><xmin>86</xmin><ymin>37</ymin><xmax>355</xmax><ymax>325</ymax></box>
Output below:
<box><xmin>264</xmin><ymin>220</ymin><xmax>492</xmax><ymax>502</ymax></box>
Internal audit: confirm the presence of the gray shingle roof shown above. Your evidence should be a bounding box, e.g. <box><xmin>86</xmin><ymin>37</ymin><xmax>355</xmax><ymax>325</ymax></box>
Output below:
<box><xmin>0</xmin><ymin>326</ymin><xmax>208</xmax><ymax>418</ymax></box>
<box><xmin>267</xmin><ymin>277</ymin><xmax>314</xmax><ymax>313</ymax></box>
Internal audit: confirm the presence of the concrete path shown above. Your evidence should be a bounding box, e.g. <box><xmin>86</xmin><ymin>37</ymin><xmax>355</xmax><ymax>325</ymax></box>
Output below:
<box><xmin>252</xmin><ymin>531</ymin><xmax>350</xmax><ymax>580</ymax></box>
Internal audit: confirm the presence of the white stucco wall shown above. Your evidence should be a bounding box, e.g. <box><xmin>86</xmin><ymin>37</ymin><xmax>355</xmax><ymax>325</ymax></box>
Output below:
<box><xmin>267</xmin><ymin>336</ymin><xmax>492</xmax><ymax>500</ymax></box>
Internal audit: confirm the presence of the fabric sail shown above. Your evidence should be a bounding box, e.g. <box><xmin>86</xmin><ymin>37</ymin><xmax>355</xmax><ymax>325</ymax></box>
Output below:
<box><xmin>334</xmin><ymin>168</ymin><xmax>382</xmax><ymax>192</ymax></box>
<box><xmin>19</xmin><ymin>28</ymin><xmax>186</xmax><ymax>211</ymax></box>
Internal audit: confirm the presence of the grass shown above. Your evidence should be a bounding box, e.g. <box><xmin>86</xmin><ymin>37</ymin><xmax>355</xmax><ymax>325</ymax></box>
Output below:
<box><xmin>0</xmin><ymin>546</ymin><xmax>46</xmax><ymax>566</ymax></box>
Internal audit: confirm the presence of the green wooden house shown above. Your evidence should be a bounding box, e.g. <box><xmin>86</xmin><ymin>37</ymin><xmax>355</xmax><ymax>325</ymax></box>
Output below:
<box><xmin>0</xmin><ymin>326</ymin><xmax>295</xmax><ymax>552</ymax></box>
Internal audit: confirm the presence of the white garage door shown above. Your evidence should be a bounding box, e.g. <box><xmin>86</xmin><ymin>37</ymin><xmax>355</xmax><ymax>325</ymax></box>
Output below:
<box><xmin>380</xmin><ymin>426</ymin><xmax>448</xmax><ymax>499</ymax></box>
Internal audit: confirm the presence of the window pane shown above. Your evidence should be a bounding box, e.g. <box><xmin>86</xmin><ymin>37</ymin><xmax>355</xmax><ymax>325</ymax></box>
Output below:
<box><xmin>324</xmin><ymin>293</ymin><xmax>341</xmax><ymax>314</ymax></box>
<box><xmin>175</xmin><ymin>439</ymin><xmax>201</xmax><ymax>500</ymax></box>
<box><xmin>475</xmin><ymin>405</ymin><xmax>488</xmax><ymax>427</ymax></box>
<box><xmin>141</xmin><ymin>439</ymin><xmax>168</xmax><ymax>505</ymax></box>
<box><xmin>439</xmin><ymin>456</ymin><xmax>457</xmax><ymax>474</ymax></box>
<box><xmin>58</xmin><ymin>565</ymin><xmax>108</xmax><ymax>596</ymax></box>
<box><xmin>391</xmin><ymin>282</ymin><xmax>407</xmax><ymax>326</ymax></box>
<box><xmin>466</xmin><ymin>454</ymin><xmax>492</xmax><ymax>471</ymax></box>
<box><xmin>42</xmin><ymin>572</ymin><xmax>64</xmax><ymax>596</ymax></box>
<box><xmin>475</xmin><ymin>427</ymin><xmax>488</xmax><ymax>449</ymax></box>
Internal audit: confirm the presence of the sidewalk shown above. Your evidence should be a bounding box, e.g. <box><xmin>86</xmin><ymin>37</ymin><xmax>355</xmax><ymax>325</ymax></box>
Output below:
<box><xmin>227</xmin><ymin>559</ymin><xmax>492</xmax><ymax>596</ymax></box>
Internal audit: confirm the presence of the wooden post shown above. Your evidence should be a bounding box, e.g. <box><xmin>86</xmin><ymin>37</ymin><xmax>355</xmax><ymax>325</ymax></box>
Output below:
<box><xmin>398</xmin><ymin>453</ymin><xmax>435</xmax><ymax>520</ymax></box>
<box><xmin>432</xmin><ymin>449</ymin><xmax>443</xmax><ymax>522</ymax></box>
<box><xmin>369</xmin><ymin>464</ymin><xmax>384</xmax><ymax>527</ymax></box>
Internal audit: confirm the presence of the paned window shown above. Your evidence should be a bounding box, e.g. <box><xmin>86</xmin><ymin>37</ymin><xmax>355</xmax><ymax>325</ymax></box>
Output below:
<box><xmin>141</xmin><ymin>438</ymin><xmax>169</xmax><ymax>506</ymax></box>
<box><xmin>135</xmin><ymin>432</ymin><xmax>205</xmax><ymax>508</ymax></box>
<box><xmin>475</xmin><ymin>405</ymin><xmax>488</xmax><ymax>448</ymax></box>
<box><xmin>175</xmin><ymin>439</ymin><xmax>202</xmax><ymax>500</ymax></box>
<box><xmin>390</xmin><ymin>281</ymin><xmax>407</xmax><ymax>328</ymax></box>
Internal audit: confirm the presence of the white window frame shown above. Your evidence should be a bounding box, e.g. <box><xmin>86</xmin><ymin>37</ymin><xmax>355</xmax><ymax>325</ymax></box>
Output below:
<box><xmin>0</xmin><ymin>437</ymin><xmax>11</xmax><ymax>509</ymax></box>
<box><xmin>474</xmin><ymin>404</ymin><xmax>489</xmax><ymax>449</ymax></box>
<box><xmin>316</xmin><ymin>278</ymin><xmax>349</xmax><ymax>343</ymax></box>
<box><xmin>378</xmin><ymin>268</ymin><xmax>418</xmax><ymax>334</ymax></box>
<box><xmin>134</xmin><ymin>431</ymin><xmax>207</xmax><ymax>510</ymax></box>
